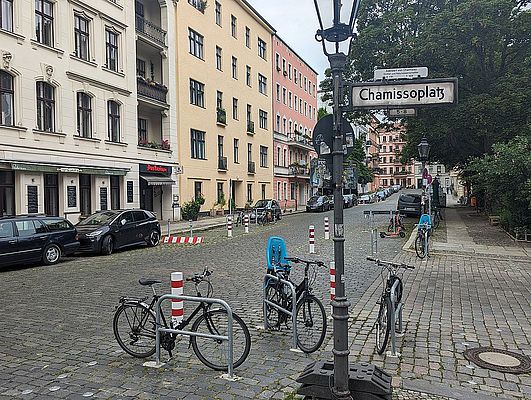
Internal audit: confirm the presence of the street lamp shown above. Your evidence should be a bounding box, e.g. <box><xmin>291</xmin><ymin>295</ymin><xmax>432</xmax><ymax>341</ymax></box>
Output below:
<box><xmin>417</xmin><ymin>136</ymin><xmax>431</xmax><ymax>213</ymax></box>
<box><xmin>313</xmin><ymin>1</ymin><xmax>361</xmax><ymax>399</ymax></box>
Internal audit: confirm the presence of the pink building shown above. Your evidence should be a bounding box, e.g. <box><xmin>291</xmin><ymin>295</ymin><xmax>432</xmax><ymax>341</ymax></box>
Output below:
<box><xmin>272</xmin><ymin>35</ymin><xmax>318</xmax><ymax>210</ymax></box>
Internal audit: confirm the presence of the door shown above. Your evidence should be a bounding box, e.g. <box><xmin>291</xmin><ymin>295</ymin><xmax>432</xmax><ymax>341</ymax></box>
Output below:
<box><xmin>44</xmin><ymin>174</ymin><xmax>59</xmax><ymax>216</ymax></box>
<box><xmin>14</xmin><ymin>220</ymin><xmax>43</xmax><ymax>262</ymax></box>
<box><xmin>0</xmin><ymin>171</ymin><xmax>15</xmax><ymax>216</ymax></box>
<box><xmin>79</xmin><ymin>174</ymin><xmax>92</xmax><ymax>217</ymax></box>
<box><xmin>115</xmin><ymin>211</ymin><xmax>136</xmax><ymax>247</ymax></box>
<box><xmin>153</xmin><ymin>186</ymin><xmax>162</xmax><ymax>219</ymax></box>
<box><xmin>140</xmin><ymin>178</ymin><xmax>153</xmax><ymax>211</ymax></box>
<box><xmin>132</xmin><ymin>210</ymin><xmax>150</xmax><ymax>241</ymax></box>
<box><xmin>0</xmin><ymin>221</ymin><xmax>17</xmax><ymax>265</ymax></box>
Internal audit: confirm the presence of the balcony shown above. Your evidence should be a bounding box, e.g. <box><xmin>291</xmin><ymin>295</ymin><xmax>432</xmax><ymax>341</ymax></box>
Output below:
<box><xmin>137</xmin><ymin>77</ymin><xmax>168</xmax><ymax>104</ymax></box>
<box><xmin>394</xmin><ymin>170</ymin><xmax>409</xmax><ymax>176</ymax></box>
<box><xmin>138</xmin><ymin>138</ymin><xmax>171</xmax><ymax>151</ymax></box>
<box><xmin>289</xmin><ymin>165</ymin><xmax>310</xmax><ymax>178</ymax></box>
<box><xmin>135</xmin><ymin>15</ymin><xmax>166</xmax><ymax>47</ymax></box>
<box><xmin>218</xmin><ymin>156</ymin><xmax>228</xmax><ymax>170</ymax></box>
<box><xmin>287</xmin><ymin>132</ymin><xmax>313</xmax><ymax>151</ymax></box>
<box><xmin>248</xmin><ymin>161</ymin><xmax>256</xmax><ymax>174</ymax></box>
<box><xmin>247</xmin><ymin>121</ymin><xmax>255</xmax><ymax>134</ymax></box>
<box><xmin>216</xmin><ymin>108</ymin><xmax>227</xmax><ymax>125</ymax></box>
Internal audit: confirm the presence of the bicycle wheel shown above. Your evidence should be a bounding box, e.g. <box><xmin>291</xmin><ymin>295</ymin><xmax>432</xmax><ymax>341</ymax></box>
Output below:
<box><xmin>432</xmin><ymin>213</ymin><xmax>440</xmax><ymax>230</ymax></box>
<box><xmin>415</xmin><ymin>234</ymin><xmax>426</xmax><ymax>259</ymax></box>
<box><xmin>296</xmin><ymin>295</ymin><xmax>327</xmax><ymax>353</ymax></box>
<box><xmin>113</xmin><ymin>303</ymin><xmax>156</xmax><ymax>358</ymax></box>
<box><xmin>375</xmin><ymin>296</ymin><xmax>392</xmax><ymax>355</ymax></box>
<box><xmin>265</xmin><ymin>283</ymin><xmax>287</xmax><ymax>330</ymax></box>
<box><xmin>191</xmin><ymin>309</ymin><xmax>251</xmax><ymax>371</ymax></box>
<box><xmin>389</xmin><ymin>276</ymin><xmax>403</xmax><ymax>306</ymax></box>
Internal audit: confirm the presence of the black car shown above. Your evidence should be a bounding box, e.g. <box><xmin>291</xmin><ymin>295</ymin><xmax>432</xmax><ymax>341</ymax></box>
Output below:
<box><xmin>76</xmin><ymin>209</ymin><xmax>161</xmax><ymax>255</ymax></box>
<box><xmin>397</xmin><ymin>193</ymin><xmax>422</xmax><ymax>217</ymax></box>
<box><xmin>306</xmin><ymin>195</ymin><xmax>330</xmax><ymax>212</ymax></box>
<box><xmin>0</xmin><ymin>216</ymin><xmax>79</xmax><ymax>267</ymax></box>
<box><xmin>250</xmin><ymin>199</ymin><xmax>282</xmax><ymax>221</ymax></box>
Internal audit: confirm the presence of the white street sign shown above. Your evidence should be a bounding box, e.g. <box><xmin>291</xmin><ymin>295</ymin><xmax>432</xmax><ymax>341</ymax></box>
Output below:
<box><xmin>374</xmin><ymin>67</ymin><xmax>428</xmax><ymax>81</ymax></box>
<box><xmin>389</xmin><ymin>108</ymin><xmax>417</xmax><ymax>117</ymax></box>
<box><xmin>351</xmin><ymin>78</ymin><xmax>458</xmax><ymax>109</ymax></box>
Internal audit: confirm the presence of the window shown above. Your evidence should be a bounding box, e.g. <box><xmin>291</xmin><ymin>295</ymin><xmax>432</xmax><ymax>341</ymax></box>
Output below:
<box><xmin>258</xmin><ymin>74</ymin><xmax>267</xmax><ymax>95</ymax></box>
<box><xmin>294</xmin><ymin>95</ymin><xmax>298</xmax><ymax>111</ymax></box>
<box><xmin>282</xmin><ymin>88</ymin><xmax>286</xmax><ymax>104</ymax></box>
<box><xmin>247</xmin><ymin>143</ymin><xmax>252</xmax><ymax>162</ymax></box>
<box><xmin>0</xmin><ymin>71</ymin><xmax>14</xmax><ymax>126</ymax></box>
<box><xmin>35</xmin><ymin>0</ymin><xmax>53</xmax><ymax>46</ymax></box>
<box><xmin>276</xmin><ymin>146</ymin><xmax>280</xmax><ymax>165</ymax></box>
<box><xmin>283</xmin><ymin>182</ymin><xmax>287</xmax><ymax>200</ymax></box>
<box><xmin>275</xmin><ymin>115</ymin><xmax>280</xmax><ymax>132</ymax></box>
<box><xmin>215</xmin><ymin>46</ymin><xmax>222</xmax><ymax>70</ymax></box>
<box><xmin>275</xmin><ymin>53</ymin><xmax>280</xmax><ymax>70</ymax></box>
<box><xmin>136</xmin><ymin>59</ymin><xmax>146</xmax><ymax>78</ymax></box>
<box><xmin>304</xmin><ymin>77</ymin><xmax>307</xmax><ymax>91</ymax></box>
<box><xmin>258</xmin><ymin>38</ymin><xmax>266</xmax><ymax>59</ymax></box>
<box><xmin>246</xmin><ymin>65</ymin><xmax>251</xmax><ymax>86</ymax></box>
<box><xmin>1</xmin><ymin>0</ymin><xmax>13</xmax><ymax>32</ymax></box>
<box><xmin>290</xmin><ymin>183</ymin><xmax>295</xmax><ymax>200</ymax></box>
<box><xmin>283</xmin><ymin>149</ymin><xmax>287</xmax><ymax>166</ymax></box>
<box><xmin>188</xmin><ymin>28</ymin><xmax>204</xmax><ymax>59</ymax></box>
<box><xmin>246</xmin><ymin>104</ymin><xmax>252</xmax><ymax>123</ymax></box>
<box><xmin>247</xmin><ymin>183</ymin><xmax>252</xmax><ymax>202</ymax></box>
<box><xmin>189</xmin><ymin>0</ymin><xmax>206</xmax><ymax>12</ymax></box>
<box><xmin>194</xmin><ymin>181</ymin><xmax>202</xmax><ymax>200</ymax></box>
<box><xmin>294</xmin><ymin>68</ymin><xmax>298</xmax><ymax>83</ymax></box>
<box><xmin>107</xmin><ymin>100</ymin><xmax>120</xmax><ymax>142</ymax></box>
<box><xmin>282</xmin><ymin>59</ymin><xmax>286</xmax><ymax>73</ymax></box>
<box><xmin>105</xmin><ymin>29</ymin><xmax>119</xmax><ymax>71</ymax></box>
<box><xmin>261</xmin><ymin>184</ymin><xmax>266</xmax><ymax>200</ymax></box>
<box><xmin>277</xmin><ymin>182</ymin><xmax>281</xmax><ymax>200</ymax></box>
<box><xmin>259</xmin><ymin>109</ymin><xmax>267</xmax><ymax>129</ymax></box>
<box><xmin>215</xmin><ymin>1</ymin><xmax>221</xmax><ymax>25</ymax></box>
<box><xmin>245</xmin><ymin>26</ymin><xmax>250</xmax><ymax>48</ymax></box>
<box><xmin>191</xmin><ymin>129</ymin><xmax>206</xmax><ymax>159</ymax></box>
<box><xmin>216</xmin><ymin>90</ymin><xmax>223</xmax><ymax>109</ymax></box>
<box><xmin>288</xmin><ymin>64</ymin><xmax>292</xmax><ymax>79</ymax></box>
<box><xmin>276</xmin><ymin>84</ymin><xmax>280</xmax><ymax>101</ymax></box>
<box><xmin>15</xmin><ymin>220</ymin><xmax>37</xmax><ymax>237</ymax></box>
<box><xmin>260</xmin><ymin>146</ymin><xmax>268</xmax><ymax>167</ymax></box>
<box><xmin>74</xmin><ymin>14</ymin><xmax>90</xmax><ymax>61</ymax></box>
<box><xmin>230</xmin><ymin>15</ymin><xmax>236</xmax><ymax>38</ymax></box>
<box><xmin>110</xmin><ymin>175</ymin><xmax>120</xmax><ymax>210</ymax></box>
<box><xmin>77</xmin><ymin>92</ymin><xmax>92</xmax><ymax>138</ymax></box>
<box><xmin>217</xmin><ymin>135</ymin><xmax>224</xmax><ymax>157</ymax></box>
<box><xmin>189</xmin><ymin>79</ymin><xmax>205</xmax><ymax>107</ymax></box>
<box><xmin>137</xmin><ymin>118</ymin><xmax>147</xmax><ymax>142</ymax></box>
<box><xmin>288</xmin><ymin>92</ymin><xmax>292</xmax><ymax>108</ymax></box>
<box><xmin>231</xmin><ymin>56</ymin><xmax>237</xmax><ymax>79</ymax></box>
<box><xmin>233</xmin><ymin>138</ymin><xmax>239</xmax><ymax>163</ymax></box>
<box><xmin>36</xmin><ymin>81</ymin><xmax>54</xmax><ymax>132</ymax></box>
<box><xmin>217</xmin><ymin>182</ymin><xmax>224</xmax><ymax>203</ymax></box>
<box><xmin>232</xmin><ymin>97</ymin><xmax>238</xmax><ymax>120</ymax></box>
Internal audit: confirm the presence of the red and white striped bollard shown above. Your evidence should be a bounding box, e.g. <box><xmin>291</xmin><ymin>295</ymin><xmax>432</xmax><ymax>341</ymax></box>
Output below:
<box><xmin>330</xmin><ymin>261</ymin><xmax>335</xmax><ymax>317</ymax></box>
<box><xmin>309</xmin><ymin>225</ymin><xmax>315</xmax><ymax>254</ymax></box>
<box><xmin>171</xmin><ymin>272</ymin><xmax>184</xmax><ymax>326</ymax></box>
<box><xmin>324</xmin><ymin>217</ymin><xmax>330</xmax><ymax>240</ymax></box>
<box><xmin>244</xmin><ymin>214</ymin><xmax>249</xmax><ymax>234</ymax></box>
<box><xmin>227</xmin><ymin>216</ymin><xmax>233</xmax><ymax>238</ymax></box>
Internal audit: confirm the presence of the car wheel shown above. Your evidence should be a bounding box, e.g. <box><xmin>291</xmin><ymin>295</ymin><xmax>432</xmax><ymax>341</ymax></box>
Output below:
<box><xmin>147</xmin><ymin>229</ymin><xmax>160</xmax><ymax>247</ymax></box>
<box><xmin>101</xmin><ymin>235</ymin><xmax>114</xmax><ymax>255</ymax></box>
<box><xmin>42</xmin><ymin>244</ymin><xmax>61</xmax><ymax>265</ymax></box>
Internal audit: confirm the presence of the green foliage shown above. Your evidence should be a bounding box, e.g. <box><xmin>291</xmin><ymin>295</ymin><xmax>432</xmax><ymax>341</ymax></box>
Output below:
<box><xmin>181</xmin><ymin>195</ymin><xmax>205</xmax><ymax>221</ymax></box>
<box><xmin>317</xmin><ymin>107</ymin><xmax>330</xmax><ymax>121</ymax></box>
<box><xmin>345</xmin><ymin>138</ymin><xmax>374</xmax><ymax>185</ymax></box>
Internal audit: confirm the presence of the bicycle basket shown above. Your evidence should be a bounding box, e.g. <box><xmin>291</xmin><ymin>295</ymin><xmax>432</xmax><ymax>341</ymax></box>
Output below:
<box><xmin>266</xmin><ymin>236</ymin><xmax>290</xmax><ymax>273</ymax></box>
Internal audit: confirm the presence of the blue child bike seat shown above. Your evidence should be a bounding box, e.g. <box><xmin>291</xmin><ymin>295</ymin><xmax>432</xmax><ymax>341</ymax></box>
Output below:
<box><xmin>266</xmin><ymin>236</ymin><xmax>290</xmax><ymax>272</ymax></box>
<box><xmin>418</xmin><ymin>213</ymin><xmax>432</xmax><ymax>228</ymax></box>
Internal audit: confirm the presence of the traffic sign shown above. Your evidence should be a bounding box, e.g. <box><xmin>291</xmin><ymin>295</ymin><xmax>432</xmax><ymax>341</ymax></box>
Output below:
<box><xmin>350</xmin><ymin>78</ymin><xmax>458</xmax><ymax>109</ymax></box>
<box><xmin>312</xmin><ymin>115</ymin><xmax>355</xmax><ymax>159</ymax></box>
<box><xmin>374</xmin><ymin>67</ymin><xmax>428</xmax><ymax>81</ymax></box>
<box><xmin>388</xmin><ymin>108</ymin><xmax>417</xmax><ymax>117</ymax></box>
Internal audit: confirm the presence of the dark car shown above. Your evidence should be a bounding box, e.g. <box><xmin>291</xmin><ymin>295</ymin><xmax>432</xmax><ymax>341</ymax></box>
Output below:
<box><xmin>76</xmin><ymin>209</ymin><xmax>161</xmax><ymax>255</ymax></box>
<box><xmin>250</xmin><ymin>199</ymin><xmax>282</xmax><ymax>221</ymax></box>
<box><xmin>397</xmin><ymin>193</ymin><xmax>422</xmax><ymax>217</ymax></box>
<box><xmin>0</xmin><ymin>216</ymin><xmax>79</xmax><ymax>267</ymax></box>
<box><xmin>306</xmin><ymin>195</ymin><xmax>330</xmax><ymax>212</ymax></box>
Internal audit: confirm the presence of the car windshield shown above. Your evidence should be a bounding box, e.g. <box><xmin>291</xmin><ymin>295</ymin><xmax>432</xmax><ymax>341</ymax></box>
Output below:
<box><xmin>400</xmin><ymin>195</ymin><xmax>421</xmax><ymax>203</ymax></box>
<box><xmin>78</xmin><ymin>211</ymin><xmax>121</xmax><ymax>226</ymax></box>
<box><xmin>254</xmin><ymin>200</ymin><xmax>269</xmax><ymax>208</ymax></box>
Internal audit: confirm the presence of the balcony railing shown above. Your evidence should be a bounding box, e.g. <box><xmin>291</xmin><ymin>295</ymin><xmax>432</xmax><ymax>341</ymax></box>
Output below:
<box><xmin>216</xmin><ymin>108</ymin><xmax>227</xmax><ymax>125</ymax></box>
<box><xmin>289</xmin><ymin>165</ymin><xmax>310</xmax><ymax>177</ymax></box>
<box><xmin>135</xmin><ymin>15</ymin><xmax>166</xmax><ymax>46</ymax></box>
<box><xmin>247</xmin><ymin>121</ymin><xmax>255</xmax><ymax>134</ymax></box>
<box><xmin>218</xmin><ymin>156</ymin><xmax>228</xmax><ymax>170</ymax></box>
<box><xmin>137</xmin><ymin>77</ymin><xmax>168</xmax><ymax>104</ymax></box>
<box><xmin>394</xmin><ymin>170</ymin><xmax>408</xmax><ymax>176</ymax></box>
<box><xmin>138</xmin><ymin>138</ymin><xmax>170</xmax><ymax>151</ymax></box>
<box><xmin>248</xmin><ymin>161</ymin><xmax>256</xmax><ymax>174</ymax></box>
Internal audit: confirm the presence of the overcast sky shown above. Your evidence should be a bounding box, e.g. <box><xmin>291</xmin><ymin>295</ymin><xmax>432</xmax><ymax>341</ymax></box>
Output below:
<box><xmin>246</xmin><ymin>0</ymin><xmax>328</xmax><ymax>80</ymax></box>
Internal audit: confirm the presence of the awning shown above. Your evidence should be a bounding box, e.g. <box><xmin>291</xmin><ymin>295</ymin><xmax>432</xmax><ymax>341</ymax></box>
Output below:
<box><xmin>140</xmin><ymin>175</ymin><xmax>176</xmax><ymax>186</ymax></box>
<box><xmin>7</xmin><ymin>162</ymin><xmax>129</xmax><ymax>176</ymax></box>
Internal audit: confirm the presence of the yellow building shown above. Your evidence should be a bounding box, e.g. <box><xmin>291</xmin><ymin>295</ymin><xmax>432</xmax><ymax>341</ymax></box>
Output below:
<box><xmin>175</xmin><ymin>0</ymin><xmax>275</xmax><ymax>213</ymax></box>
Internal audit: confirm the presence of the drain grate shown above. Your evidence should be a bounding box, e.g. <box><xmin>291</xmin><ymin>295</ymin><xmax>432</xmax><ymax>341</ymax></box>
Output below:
<box><xmin>464</xmin><ymin>347</ymin><xmax>531</xmax><ymax>374</ymax></box>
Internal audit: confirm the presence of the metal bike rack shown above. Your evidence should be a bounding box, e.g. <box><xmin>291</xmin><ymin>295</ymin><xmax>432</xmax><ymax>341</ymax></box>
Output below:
<box><xmin>145</xmin><ymin>294</ymin><xmax>239</xmax><ymax>380</ymax></box>
<box><xmin>363</xmin><ymin>210</ymin><xmax>396</xmax><ymax>255</ymax></box>
<box><xmin>262</xmin><ymin>274</ymin><xmax>300</xmax><ymax>352</ymax></box>
<box><xmin>387</xmin><ymin>279</ymin><xmax>404</xmax><ymax>358</ymax></box>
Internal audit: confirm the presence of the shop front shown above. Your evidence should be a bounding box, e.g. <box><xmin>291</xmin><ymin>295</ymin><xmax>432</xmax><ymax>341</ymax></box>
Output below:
<box><xmin>139</xmin><ymin>163</ymin><xmax>175</xmax><ymax>220</ymax></box>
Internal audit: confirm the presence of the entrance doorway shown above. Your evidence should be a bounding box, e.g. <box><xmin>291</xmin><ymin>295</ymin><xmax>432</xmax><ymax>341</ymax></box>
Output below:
<box><xmin>44</xmin><ymin>174</ymin><xmax>59</xmax><ymax>216</ymax></box>
<box><xmin>140</xmin><ymin>179</ymin><xmax>163</xmax><ymax>218</ymax></box>
<box><xmin>0</xmin><ymin>171</ymin><xmax>15</xmax><ymax>216</ymax></box>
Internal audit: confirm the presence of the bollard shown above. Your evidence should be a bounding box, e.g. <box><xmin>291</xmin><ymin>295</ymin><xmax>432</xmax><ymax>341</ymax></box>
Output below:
<box><xmin>309</xmin><ymin>225</ymin><xmax>315</xmax><ymax>254</ymax></box>
<box><xmin>189</xmin><ymin>220</ymin><xmax>193</xmax><ymax>238</ymax></box>
<box><xmin>167</xmin><ymin>219</ymin><xmax>170</xmax><ymax>236</ymax></box>
<box><xmin>330</xmin><ymin>261</ymin><xmax>335</xmax><ymax>317</ymax></box>
<box><xmin>244</xmin><ymin>214</ymin><xmax>249</xmax><ymax>234</ymax></box>
<box><xmin>171</xmin><ymin>272</ymin><xmax>184</xmax><ymax>326</ymax></box>
<box><xmin>324</xmin><ymin>217</ymin><xmax>330</xmax><ymax>240</ymax></box>
<box><xmin>227</xmin><ymin>216</ymin><xmax>233</xmax><ymax>238</ymax></box>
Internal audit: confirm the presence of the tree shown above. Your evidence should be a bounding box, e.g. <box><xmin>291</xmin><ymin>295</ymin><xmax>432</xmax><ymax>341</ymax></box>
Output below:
<box><xmin>345</xmin><ymin>138</ymin><xmax>374</xmax><ymax>186</ymax></box>
<box><xmin>317</xmin><ymin>107</ymin><xmax>330</xmax><ymax>121</ymax></box>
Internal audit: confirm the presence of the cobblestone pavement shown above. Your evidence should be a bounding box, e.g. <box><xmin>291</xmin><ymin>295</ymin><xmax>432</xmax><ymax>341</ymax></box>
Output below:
<box><xmin>0</xmin><ymin>196</ymin><xmax>409</xmax><ymax>399</ymax></box>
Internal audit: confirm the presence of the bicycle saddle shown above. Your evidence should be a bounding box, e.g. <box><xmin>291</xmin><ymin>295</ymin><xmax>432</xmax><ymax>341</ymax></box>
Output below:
<box><xmin>138</xmin><ymin>278</ymin><xmax>162</xmax><ymax>286</ymax></box>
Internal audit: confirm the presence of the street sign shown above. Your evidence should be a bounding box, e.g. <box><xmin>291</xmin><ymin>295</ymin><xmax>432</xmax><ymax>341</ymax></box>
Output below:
<box><xmin>388</xmin><ymin>108</ymin><xmax>417</xmax><ymax>117</ymax></box>
<box><xmin>350</xmin><ymin>78</ymin><xmax>458</xmax><ymax>109</ymax></box>
<box><xmin>374</xmin><ymin>67</ymin><xmax>428</xmax><ymax>81</ymax></box>
<box><xmin>312</xmin><ymin>115</ymin><xmax>355</xmax><ymax>159</ymax></box>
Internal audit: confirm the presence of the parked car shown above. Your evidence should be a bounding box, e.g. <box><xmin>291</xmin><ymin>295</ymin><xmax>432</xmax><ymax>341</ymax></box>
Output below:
<box><xmin>0</xmin><ymin>215</ymin><xmax>79</xmax><ymax>267</ymax></box>
<box><xmin>376</xmin><ymin>190</ymin><xmax>387</xmax><ymax>201</ymax></box>
<box><xmin>249</xmin><ymin>199</ymin><xmax>282</xmax><ymax>221</ymax></box>
<box><xmin>306</xmin><ymin>195</ymin><xmax>331</xmax><ymax>212</ymax></box>
<box><xmin>76</xmin><ymin>209</ymin><xmax>160</xmax><ymax>255</ymax></box>
<box><xmin>397</xmin><ymin>193</ymin><xmax>422</xmax><ymax>217</ymax></box>
<box><xmin>343</xmin><ymin>194</ymin><xmax>358</xmax><ymax>208</ymax></box>
<box><xmin>358</xmin><ymin>194</ymin><xmax>371</xmax><ymax>204</ymax></box>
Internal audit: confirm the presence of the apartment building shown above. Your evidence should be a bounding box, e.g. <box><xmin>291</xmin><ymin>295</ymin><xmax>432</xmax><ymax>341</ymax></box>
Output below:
<box><xmin>272</xmin><ymin>35</ymin><xmax>317</xmax><ymax>209</ymax></box>
<box><xmin>0</xmin><ymin>0</ymin><xmax>179</xmax><ymax>221</ymax></box>
<box><xmin>174</xmin><ymin>0</ymin><xmax>275</xmax><ymax>212</ymax></box>
<box><xmin>362</xmin><ymin>115</ymin><xmax>380</xmax><ymax>193</ymax></box>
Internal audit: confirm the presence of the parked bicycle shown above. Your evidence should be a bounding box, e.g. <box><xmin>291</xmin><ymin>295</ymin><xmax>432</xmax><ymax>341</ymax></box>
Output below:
<box><xmin>258</xmin><ymin>209</ymin><xmax>276</xmax><ymax>225</ymax></box>
<box><xmin>431</xmin><ymin>207</ymin><xmax>444</xmax><ymax>230</ymax></box>
<box><xmin>367</xmin><ymin>256</ymin><xmax>415</xmax><ymax>354</ymax></box>
<box><xmin>113</xmin><ymin>268</ymin><xmax>251</xmax><ymax>371</ymax></box>
<box><xmin>265</xmin><ymin>256</ymin><xmax>327</xmax><ymax>353</ymax></box>
<box><xmin>415</xmin><ymin>213</ymin><xmax>432</xmax><ymax>259</ymax></box>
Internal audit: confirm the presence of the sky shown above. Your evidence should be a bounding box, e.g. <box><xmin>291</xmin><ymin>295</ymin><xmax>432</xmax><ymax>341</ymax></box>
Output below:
<box><xmin>246</xmin><ymin>0</ymin><xmax>328</xmax><ymax>80</ymax></box>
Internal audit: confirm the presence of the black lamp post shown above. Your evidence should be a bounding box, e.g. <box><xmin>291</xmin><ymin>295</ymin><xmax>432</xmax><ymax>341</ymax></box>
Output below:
<box><xmin>313</xmin><ymin>1</ymin><xmax>360</xmax><ymax>399</ymax></box>
<box><xmin>417</xmin><ymin>136</ymin><xmax>431</xmax><ymax>213</ymax></box>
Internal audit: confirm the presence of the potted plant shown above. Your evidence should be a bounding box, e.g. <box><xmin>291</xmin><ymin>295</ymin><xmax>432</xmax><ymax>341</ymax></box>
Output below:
<box><xmin>181</xmin><ymin>195</ymin><xmax>205</xmax><ymax>221</ymax></box>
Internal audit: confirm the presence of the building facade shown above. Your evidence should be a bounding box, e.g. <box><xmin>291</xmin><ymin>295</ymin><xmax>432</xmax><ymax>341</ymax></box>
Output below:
<box><xmin>174</xmin><ymin>0</ymin><xmax>275</xmax><ymax>212</ymax></box>
<box><xmin>362</xmin><ymin>115</ymin><xmax>380</xmax><ymax>193</ymax></box>
<box><xmin>0</xmin><ymin>0</ymin><xmax>179</xmax><ymax>222</ymax></box>
<box><xmin>272</xmin><ymin>35</ymin><xmax>317</xmax><ymax>209</ymax></box>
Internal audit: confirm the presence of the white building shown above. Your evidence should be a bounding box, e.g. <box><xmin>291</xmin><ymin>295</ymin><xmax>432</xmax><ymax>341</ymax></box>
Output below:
<box><xmin>0</xmin><ymin>0</ymin><xmax>179</xmax><ymax>222</ymax></box>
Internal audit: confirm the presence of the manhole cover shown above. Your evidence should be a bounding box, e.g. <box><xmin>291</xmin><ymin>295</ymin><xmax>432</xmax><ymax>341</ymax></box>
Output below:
<box><xmin>464</xmin><ymin>347</ymin><xmax>531</xmax><ymax>374</ymax></box>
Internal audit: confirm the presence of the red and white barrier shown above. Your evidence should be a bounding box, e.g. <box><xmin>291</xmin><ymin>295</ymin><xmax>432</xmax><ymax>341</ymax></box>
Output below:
<box><xmin>309</xmin><ymin>225</ymin><xmax>315</xmax><ymax>254</ymax></box>
<box><xmin>162</xmin><ymin>236</ymin><xmax>204</xmax><ymax>244</ymax></box>
<box><xmin>324</xmin><ymin>217</ymin><xmax>330</xmax><ymax>240</ymax></box>
<box><xmin>227</xmin><ymin>216</ymin><xmax>233</xmax><ymax>238</ymax></box>
<box><xmin>244</xmin><ymin>214</ymin><xmax>249</xmax><ymax>234</ymax></box>
<box><xmin>171</xmin><ymin>272</ymin><xmax>184</xmax><ymax>326</ymax></box>
<box><xmin>330</xmin><ymin>261</ymin><xmax>336</xmax><ymax>302</ymax></box>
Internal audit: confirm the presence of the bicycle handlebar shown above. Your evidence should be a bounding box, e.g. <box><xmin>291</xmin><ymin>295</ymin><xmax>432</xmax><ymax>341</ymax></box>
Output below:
<box><xmin>366</xmin><ymin>256</ymin><xmax>415</xmax><ymax>270</ymax></box>
<box><xmin>186</xmin><ymin>267</ymin><xmax>212</xmax><ymax>283</ymax></box>
<box><xmin>284</xmin><ymin>256</ymin><xmax>325</xmax><ymax>267</ymax></box>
